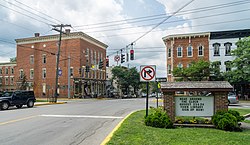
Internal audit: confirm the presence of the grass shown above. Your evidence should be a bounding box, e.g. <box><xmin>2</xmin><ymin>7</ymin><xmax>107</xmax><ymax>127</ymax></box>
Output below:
<box><xmin>107</xmin><ymin>110</ymin><xmax>250</xmax><ymax>145</ymax></box>
<box><xmin>36</xmin><ymin>99</ymin><xmax>49</xmax><ymax>102</ymax></box>
<box><xmin>229</xmin><ymin>108</ymin><xmax>250</xmax><ymax>116</ymax></box>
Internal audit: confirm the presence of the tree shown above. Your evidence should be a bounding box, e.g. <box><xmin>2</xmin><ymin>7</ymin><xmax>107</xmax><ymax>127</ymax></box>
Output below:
<box><xmin>20</xmin><ymin>74</ymin><xmax>28</xmax><ymax>90</ymax></box>
<box><xmin>111</xmin><ymin>66</ymin><xmax>140</xmax><ymax>96</ymax></box>
<box><xmin>210</xmin><ymin>61</ymin><xmax>224</xmax><ymax>81</ymax></box>
<box><xmin>224</xmin><ymin>37</ymin><xmax>250</xmax><ymax>96</ymax></box>
<box><xmin>173</xmin><ymin>60</ymin><xmax>210</xmax><ymax>81</ymax></box>
<box><xmin>10</xmin><ymin>57</ymin><xmax>16</xmax><ymax>62</ymax></box>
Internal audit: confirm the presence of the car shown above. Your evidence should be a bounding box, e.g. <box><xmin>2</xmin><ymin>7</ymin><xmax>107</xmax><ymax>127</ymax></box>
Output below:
<box><xmin>0</xmin><ymin>90</ymin><xmax>36</xmax><ymax>110</ymax></box>
<box><xmin>228</xmin><ymin>92</ymin><xmax>239</xmax><ymax>105</ymax></box>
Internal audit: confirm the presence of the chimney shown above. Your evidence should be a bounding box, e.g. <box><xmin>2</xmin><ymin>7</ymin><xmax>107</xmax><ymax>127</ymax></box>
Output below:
<box><xmin>34</xmin><ymin>33</ymin><xmax>40</xmax><ymax>37</ymax></box>
<box><xmin>65</xmin><ymin>29</ymin><xmax>71</xmax><ymax>34</ymax></box>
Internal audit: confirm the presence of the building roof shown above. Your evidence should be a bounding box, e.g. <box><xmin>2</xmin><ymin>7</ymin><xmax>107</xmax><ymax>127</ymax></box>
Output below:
<box><xmin>162</xmin><ymin>32</ymin><xmax>210</xmax><ymax>41</ymax></box>
<box><xmin>210</xmin><ymin>29</ymin><xmax>250</xmax><ymax>39</ymax></box>
<box><xmin>161</xmin><ymin>81</ymin><xmax>233</xmax><ymax>92</ymax></box>
<box><xmin>0</xmin><ymin>62</ymin><xmax>16</xmax><ymax>66</ymax></box>
<box><xmin>15</xmin><ymin>32</ymin><xmax>108</xmax><ymax>49</ymax></box>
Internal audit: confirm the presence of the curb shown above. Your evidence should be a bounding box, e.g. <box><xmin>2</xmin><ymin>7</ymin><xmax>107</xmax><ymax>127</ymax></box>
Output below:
<box><xmin>244</xmin><ymin>113</ymin><xmax>250</xmax><ymax>118</ymax></box>
<box><xmin>35</xmin><ymin>102</ymin><xmax>67</xmax><ymax>106</ymax></box>
<box><xmin>100</xmin><ymin>111</ymin><xmax>135</xmax><ymax>145</ymax></box>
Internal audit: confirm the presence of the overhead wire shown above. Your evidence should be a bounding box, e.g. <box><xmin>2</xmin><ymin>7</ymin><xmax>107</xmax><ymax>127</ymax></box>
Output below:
<box><xmin>73</xmin><ymin>0</ymin><xmax>250</xmax><ymax>28</ymax></box>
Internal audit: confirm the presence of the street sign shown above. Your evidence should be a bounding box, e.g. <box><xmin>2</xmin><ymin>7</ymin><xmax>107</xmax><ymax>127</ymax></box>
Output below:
<box><xmin>114</xmin><ymin>55</ymin><xmax>120</xmax><ymax>62</ymax></box>
<box><xmin>140</xmin><ymin>65</ymin><xmax>156</xmax><ymax>82</ymax></box>
<box><xmin>58</xmin><ymin>69</ymin><xmax>62</xmax><ymax>76</ymax></box>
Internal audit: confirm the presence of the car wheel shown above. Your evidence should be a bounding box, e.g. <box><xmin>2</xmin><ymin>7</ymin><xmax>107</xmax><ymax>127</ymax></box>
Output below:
<box><xmin>16</xmin><ymin>105</ymin><xmax>23</xmax><ymax>108</ymax></box>
<box><xmin>1</xmin><ymin>102</ymin><xmax>9</xmax><ymax>110</ymax></box>
<box><xmin>27</xmin><ymin>100</ymin><xmax>34</xmax><ymax>108</ymax></box>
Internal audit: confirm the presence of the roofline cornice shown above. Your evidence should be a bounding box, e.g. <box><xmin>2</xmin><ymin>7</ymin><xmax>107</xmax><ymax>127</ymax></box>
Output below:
<box><xmin>162</xmin><ymin>32</ymin><xmax>210</xmax><ymax>41</ymax></box>
<box><xmin>15</xmin><ymin>32</ymin><xmax>108</xmax><ymax>49</ymax></box>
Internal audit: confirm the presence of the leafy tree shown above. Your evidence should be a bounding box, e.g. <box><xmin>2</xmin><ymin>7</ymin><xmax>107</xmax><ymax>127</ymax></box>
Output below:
<box><xmin>210</xmin><ymin>61</ymin><xmax>224</xmax><ymax>81</ymax></box>
<box><xmin>173</xmin><ymin>60</ymin><xmax>210</xmax><ymax>81</ymax></box>
<box><xmin>224</xmin><ymin>37</ymin><xmax>250</xmax><ymax>96</ymax></box>
<box><xmin>20</xmin><ymin>74</ymin><xmax>28</xmax><ymax>90</ymax></box>
<box><xmin>10</xmin><ymin>57</ymin><xmax>16</xmax><ymax>62</ymax></box>
<box><xmin>111</xmin><ymin>66</ymin><xmax>140</xmax><ymax>96</ymax></box>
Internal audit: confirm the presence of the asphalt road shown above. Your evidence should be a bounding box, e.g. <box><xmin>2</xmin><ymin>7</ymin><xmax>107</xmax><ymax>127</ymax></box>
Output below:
<box><xmin>0</xmin><ymin>98</ymin><xmax>159</xmax><ymax>145</ymax></box>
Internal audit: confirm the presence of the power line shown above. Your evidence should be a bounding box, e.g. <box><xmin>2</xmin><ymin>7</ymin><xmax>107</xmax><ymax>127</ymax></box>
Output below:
<box><xmin>3</xmin><ymin>0</ymin><xmax>58</xmax><ymax>25</ymax></box>
<box><xmin>0</xmin><ymin>3</ymin><xmax>51</xmax><ymax>26</ymax></box>
<box><xmin>13</xmin><ymin>0</ymin><xmax>62</xmax><ymax>24</ymax></box>
<box><xmin>82</xmin><ymin>8</ymin><xmax>250</xmax><ymax>34</ymax></box>
<box><xmin>73</xmin><ymin>0</ymin><xmax>250</xmax><ymax>28</ymax></box>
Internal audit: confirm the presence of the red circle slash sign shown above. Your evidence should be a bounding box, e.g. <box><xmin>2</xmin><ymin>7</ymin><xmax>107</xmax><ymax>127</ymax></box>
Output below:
<box><xmin>140</xmin><ymin>66</ymin><xmax>155</xmax><ymax>81</ymax></box>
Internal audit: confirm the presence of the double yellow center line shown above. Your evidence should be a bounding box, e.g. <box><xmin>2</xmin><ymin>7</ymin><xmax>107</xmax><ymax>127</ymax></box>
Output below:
<box><xmin>0</xmin><ymin>115</ymin><xmax>37</xmax><ymax>126</ymax></box>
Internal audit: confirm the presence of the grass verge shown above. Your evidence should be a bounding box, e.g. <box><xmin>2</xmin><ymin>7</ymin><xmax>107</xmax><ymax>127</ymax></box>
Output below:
<box><xmin>107</xmin><ymin>110</ymin><xmax>250</xmax><ymax>145</ymax></box>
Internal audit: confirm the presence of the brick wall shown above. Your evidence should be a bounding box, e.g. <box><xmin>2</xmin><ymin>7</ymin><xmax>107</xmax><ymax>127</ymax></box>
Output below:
<box><xmin>16</xmin><ymin>33</ymin><xmax>107</xmax><ymax>98</ymax></box>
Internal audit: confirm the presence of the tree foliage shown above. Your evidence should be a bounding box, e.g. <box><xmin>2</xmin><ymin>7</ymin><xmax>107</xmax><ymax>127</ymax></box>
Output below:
<box><xmin>111</xmin><ymin>66</ymin><xmax>140</xmax><ymax>95</ymax></box>
<box><xmin>10</xmin><ymin>57</ymin><xmax>16</xmax><ymax>62</ymax></box>
<box><xmin>224</xmin><ymin>37</ymin><xmax>250</xmax><ymax>84</ymax></box>
<box><xmin>173</xmin><ymin>60</ymin><xmax>210</xmax><ymax>81</ymax></box>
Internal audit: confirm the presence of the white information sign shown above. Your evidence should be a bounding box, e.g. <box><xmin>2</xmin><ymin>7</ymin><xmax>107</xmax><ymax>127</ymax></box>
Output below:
<box><xmin>175</xmin><ymin>96</ymin><xmax>214</xmax><ymax>116</ymax></box>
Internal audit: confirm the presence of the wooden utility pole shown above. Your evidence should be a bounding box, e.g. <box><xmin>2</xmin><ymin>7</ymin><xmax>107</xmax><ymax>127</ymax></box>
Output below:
<box><xmin>52</xmin><ymin>24</ymin><xmax>71</xmax><ymax>103</ymax></box>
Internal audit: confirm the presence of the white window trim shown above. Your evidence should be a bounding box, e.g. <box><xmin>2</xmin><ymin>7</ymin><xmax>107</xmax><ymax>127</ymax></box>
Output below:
<box><xmin>42</xmin><ymin>68</ymin><xmax>46</xmax><ymax>79</ymax></box>
<box><xmin>19</xmin><ymin>69</ymin><xmax>24</xmax><ymax>79</ymax></box>
<box><xmin>5</xmin><ymin>67</ymin><xmax>8</xmax><ymax>74</ymax></box>
<box><xmin>30</xmin><ymin>69</ymin><xmax>34</xmax><ymax>79</ymax></box>
<box><xmin>198</xmin><ymin>45</ymin><xmax>204</xmax><ymax>56</ymax></box>
<box><xmin>5</xmin><ymin>76</ymin><xmax>9</xmax><ymax>85</ymax></box>
<box><xmin>177</xmin><ymin>47</ymin><xmax>183</xmax><ymax>57</ymax></box>
<box><xmin>187</xmin><ymin>46</ymin><xmax>193</xmax><ymax>57</ymax></box>
<box><xmin>30</xmin><ymin>55</ymin><xmax>34</xmax><ymax>64</ymax></box>
<box><xmin>10</xmin><ymin>76</ymin><xmax>14</xmax><ymax>85</ymax></box>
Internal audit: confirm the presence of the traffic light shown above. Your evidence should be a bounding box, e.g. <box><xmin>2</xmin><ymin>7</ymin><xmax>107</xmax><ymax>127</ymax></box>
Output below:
<box><xmin>130</xmin><ymin>50</ymin><xmax>134</xmax><ymax>60</ymax></box>
<box><xmin>99</xmin><ymin>60</ymin><xmax>103</xmax><ymax>69</ymax></box>
<box><xmin>121</xmin><ymin>54</ymin><xmax>125</xmax><ymax>63</ymax></box>
<box><xmin>85</xmin><ymin>66</ymin><xmax>90</xmax><ymax>72</ymax></box>
<box><xmin>106</xmin><ymin>57</ymin><xmax>109</xmax><ymax>67</ymax></box>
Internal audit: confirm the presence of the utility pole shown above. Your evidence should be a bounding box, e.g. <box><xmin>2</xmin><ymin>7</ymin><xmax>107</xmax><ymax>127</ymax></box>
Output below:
<box><xmin>52</xmin><ymin>24</ymin><xmax>71</xmax><ymax>103</ymax></box>
<box><xmin>68</xmin><ymin>55</ymin><xmax>71</xmax><ymax>99</ymax></box>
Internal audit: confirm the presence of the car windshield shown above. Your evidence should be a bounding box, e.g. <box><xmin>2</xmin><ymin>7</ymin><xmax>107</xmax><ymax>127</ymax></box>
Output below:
<box><xmin>228</xmin><ymin>92</ymin><xmax>235</xmax><ymax>95</ymax></box>
<box><xmin>2</xmin><ymin>92</ymin><xmax>13</xmax><ymax>97</ymax></box>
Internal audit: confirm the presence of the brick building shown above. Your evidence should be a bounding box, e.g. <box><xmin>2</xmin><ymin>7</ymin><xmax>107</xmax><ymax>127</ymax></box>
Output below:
<box><xmin>0</xmin><ymin>62</ymin><xmax>16</xmax><ymax>91</ymax></box>
<box><xmin>15</xmin><ymin>31</ymin><xmax>108</xmax><ymax>98</ymax></box>
<box><xmin>162</xmin><ymin>32</ymin><xmax>210</xmax><ymax>82</ymax></box>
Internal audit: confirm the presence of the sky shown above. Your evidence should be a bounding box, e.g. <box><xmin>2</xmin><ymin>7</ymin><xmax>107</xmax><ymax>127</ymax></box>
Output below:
<box><xmin>0</xmin><ymin>0</ymin><xmax>249</xmax><ymax>77</ymax></box>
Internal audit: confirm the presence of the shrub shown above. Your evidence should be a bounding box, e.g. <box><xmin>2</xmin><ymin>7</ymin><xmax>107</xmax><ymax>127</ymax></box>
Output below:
<box><xmin>145</xmin><ymin>108</ymin><xmax>173</xmax><ymax>129</ymax></box>
<box><xmin>212</xmin><ymin>110</ymin><xmax>243</xmax><ymax>131</ymax></box>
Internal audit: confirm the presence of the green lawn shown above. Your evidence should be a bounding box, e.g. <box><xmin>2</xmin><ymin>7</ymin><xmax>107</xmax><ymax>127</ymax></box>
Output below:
<box><xmin>107</xmin><ymin>110</ymin><xmax>250</xmax><ymax>145</ymax></box>
<box><xmin>229</xmin><ymin>108</ymin><xmax>250</xmax><ymax>116</ymax></box>
<box><xmin>36</xmin><ymin>99</ymin><xmax>49</xmax><ymax>102</ymax></box>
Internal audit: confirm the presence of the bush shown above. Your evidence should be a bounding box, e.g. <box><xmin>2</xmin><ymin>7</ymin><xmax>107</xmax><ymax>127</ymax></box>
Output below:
<box><xmin>145</xmin><ymin>108</ymin><xmax>173</xmax><ymax>129</ymax></box>
<box><xmin>212</xmin><ymin>110</ymin><xmax>243</xmax><ymax>131</ymax></box>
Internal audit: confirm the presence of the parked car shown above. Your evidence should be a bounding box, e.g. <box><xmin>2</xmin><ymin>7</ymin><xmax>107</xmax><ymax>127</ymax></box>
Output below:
<box><xmin>0</xmin><ymin>90</ymin><xmax>36</xmax><ymax>110</ymax></box>
<box><xmin>206</xmin><ymin>92</ymin><xmax>239</xmax><ymax>105</ymax></box>
<box><xmin>228</xmin><ymin>92</ymin><xmax>239</xmax><ymax>105</ymax></box>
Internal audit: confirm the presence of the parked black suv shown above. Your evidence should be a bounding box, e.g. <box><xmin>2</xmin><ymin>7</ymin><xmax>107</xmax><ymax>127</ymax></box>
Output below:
<box><xmin>0</xmin><ymin>91</ymin><xmax>36</xmax><ymax>110</ymax></box>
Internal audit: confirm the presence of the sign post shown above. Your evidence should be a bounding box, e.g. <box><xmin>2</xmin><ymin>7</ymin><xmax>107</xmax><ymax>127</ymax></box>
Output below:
<box><xmin>140</xmin><ymin>65</ymin><xmax>156</xmax><ymax>117</ymax></box>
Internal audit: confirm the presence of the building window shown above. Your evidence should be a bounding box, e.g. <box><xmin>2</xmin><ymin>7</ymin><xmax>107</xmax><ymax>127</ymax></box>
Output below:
<box><xmin>0</xmin><ymin>68</ymin><xmax>2</xmax><ymax>75</ymax></box>
<box><xmin>198</xmin><ymin>46</ymin><xmax>204</xmax><ymax>56</ymax></box>
<box><xmin>30</xmin><ymin>69</ymin><xmax>34</xmax><ymax>79</ymax></box>
<box><xmin>42</xmin><ymin>54</ymin><xmax>46</xmax><ymax>64</ymax></box>
<box><xmin>187</xmin><ymin>63</ymin><xmax>191</xmax><ymax>68</ymax></box>
<box><xmin>70</xmin><ymin>67</ymin><xmax>73</xmax><ymax>77</ymax></box>
<box><xmin>5</xmin><ymin>68</ymin><xmax>8</xmax><ymax>74</ymax></box>
<box><xmin>19</xmin><ymin>69</ymin><xmax>24</xmax><ymax>79</ymax></box>
<box><xmin>168</xmin><ymin>48</ymin><xmax>171</xmax><ymax>57</ymax></box>
<box><xmin>187</xmin><ymin>45</ymin><xmax>193</xmax><ymax>57</ymax></box>
<box><xmin>0</xmin><ymin>77</ymin><xmax>2</xmax><ymax>84</ymax></box>
<box><xmin>11</xmin><ymin>68</ymin><xmax>14</xmax><ymax>74</ymax></box>
<box><xmin>177</xmin><ymin>63</ymin><xmax>183</xmax><ymax>68</ymax></box>
<box><xmin>30</xmin><ymin>55</ymin><xmax>34</xmax><ymax>64</ymax></box>
<box><xmin>42</xmin><ymin>68</ymin><xmax>46</xmax><ymax>79</ymax></box>
<box><xmin>5</xmin><ymin>77</ymin><xmax>8</xmax><ymax>85</ymax></box>
<box><xmin>225</xmin><ymin>61</ymin><xmax>232</xmax><ymax>72</ymax></box>
<box><xmin>168</xmin><ymin>65</ymin><xmax>171</xmax><ymax>74</ymax></box>
<box><xmin>213</xmin><ymin>43</ymin><xmax>220</xmax><ymax>56</ymax></box>
<box><xmin>177</xmin><ymin>47</ymin><xmax>182</xmax><ymax>57</ymax></box>
<box><xmin>225</xmin><ymin>42</ymin><xmax>232</xmax><ymax>56</ymax></box>
<box><xmin>10</xmin><ymin>77</ymin><xmax>14</xmax><ymax>85</ymax></box>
